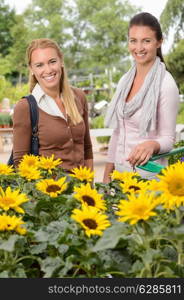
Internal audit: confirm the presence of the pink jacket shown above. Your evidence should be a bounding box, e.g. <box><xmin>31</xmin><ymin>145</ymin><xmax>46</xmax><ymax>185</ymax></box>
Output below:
<box><xmin>107</xmin><ymin>71</ymin><xmax>179</xmax><ymax>168</ymax></box>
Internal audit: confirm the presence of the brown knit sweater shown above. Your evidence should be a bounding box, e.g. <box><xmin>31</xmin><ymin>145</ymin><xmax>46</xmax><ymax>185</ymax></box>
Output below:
<box><xmin>13</xmin><ymin>87</ymin><xmax>93</xmax><ymax>170</ymax></box>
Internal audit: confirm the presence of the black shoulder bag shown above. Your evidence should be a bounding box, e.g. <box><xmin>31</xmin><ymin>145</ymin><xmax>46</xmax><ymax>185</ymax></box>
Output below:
<box><xmin>7</xmin><ymin>95</ymin><xmax>39</xmax><ymax>166</ymax></box>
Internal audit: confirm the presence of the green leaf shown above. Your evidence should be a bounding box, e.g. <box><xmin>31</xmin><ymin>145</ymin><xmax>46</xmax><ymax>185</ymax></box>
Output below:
<box><xmin>0</xmin><ymin>235</ymin><xmax>21</xmax><ymax>252</ymax></box>
<box><xmin>14</xmin><ymin>265</ymin><xmax>27</xmax><ymax>278</ymax></box>
<box><xmin>92</xmin><ymin>223</ymin><xmax>129</xmax><ymax>252</ymax></box>
<box><xmin>40</xmin><ymin>256</ymin><xmax>63</xmax><ymax>278</ymax></box>
<box><xmin>58</xmin><ymin>255</ymin><xmax>75</xmax><ymax>277</ymax></box>
<box><xmin>34</xmin><ymin>229</ymin><xmax>49</xmax><ymax>242</ymax></box>
<box><xmin>0</xmin><ymin>271</ymin><xmax>9</xmax><ymax>278</ymax></box>
<box><xmin>142</xmin><ymin>249</ymin><xmax>161</xmax><ymax>265</ymax></box>
<box><xmin>131</xmin><ymin>260</ymin><xmax>144</xmax><ymax>273</ymax></box>
<box><xmin>167</xmin><ymin>224</ymin><xmax>184</xmax><ymax>239</ymax></box>
<box><xmin>30</xmin><ymin>242</ymin><xmax>47</xmax><ymax>254</ymax></box>
<box><xmin>58</xmin><ymin>244</ymin><xmax>69</xmax><ymax>255</ymax></box>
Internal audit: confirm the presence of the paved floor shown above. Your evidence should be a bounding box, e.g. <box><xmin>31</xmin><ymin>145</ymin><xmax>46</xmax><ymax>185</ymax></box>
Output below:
<box><xmin>0</xmin><ymin>137</ymin><xmax>107</xmax><ymax>183</ymax></box>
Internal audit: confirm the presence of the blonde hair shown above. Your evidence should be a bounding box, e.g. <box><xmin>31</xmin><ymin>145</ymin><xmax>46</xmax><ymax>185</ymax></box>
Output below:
<box><xmin>26</xmin><ymin>38</ymin><xmax>82</xmax><ymax>125</ymax></box>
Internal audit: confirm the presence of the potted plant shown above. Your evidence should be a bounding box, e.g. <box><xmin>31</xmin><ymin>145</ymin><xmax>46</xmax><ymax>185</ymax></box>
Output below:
<box><xmin>0</xmin><ymin>112</ymin><xmax>12</xmax><ymax>128</ymax></box>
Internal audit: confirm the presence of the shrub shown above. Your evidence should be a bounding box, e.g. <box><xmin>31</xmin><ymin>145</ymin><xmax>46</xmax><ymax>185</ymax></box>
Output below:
<box><xmin>90</xmin><ymin>115</ymin><xmax>110</xmax><ymax>144</ymax></box>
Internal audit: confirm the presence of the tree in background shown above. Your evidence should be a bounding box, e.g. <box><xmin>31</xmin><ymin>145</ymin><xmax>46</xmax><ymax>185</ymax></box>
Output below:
<box><xmin>0</xmin><ymin>0</ymin><xmax>16</xmax><ymax>56</ymax></box>
<box><xmin>166</xmin><ymin>40</ymin><xmax>184</xmax><ymax>93</ymax></box>
<box><xmin>0</xmin><ymin>54</ymin><xmax>11</xmax><ymax>76</ymax></box>
<box><xmin>24</xmin><ymin>0</ymin><xmax>68</xmax><ymax>45</ymax></box>
<box><xmin>0</xmin><ymin>0</ymin><xmax>137</xmax><ymax>78</ymax></box>
<box><xmin>161</xmin><ymin>0</ymin><xmax>184</xmax><ymax>94</ymax></box>
<box><xmin>0</xmin><ymin>0</ymin><xmax>138</xmax><ymax>104</ymax></box>
<box><xmin>7</xmin><ymin>15</ymin><xmax>31</xmax><ymax>84</ymax></box>
<box><xmin>160</xmin><ymin>0</ymin><xmax>184</xmax><ymax>42</ymax></box>
<box><xmin>66</xmin><ymin>0</ymin><xmax>136</xmax><ymax>71</ymax></box>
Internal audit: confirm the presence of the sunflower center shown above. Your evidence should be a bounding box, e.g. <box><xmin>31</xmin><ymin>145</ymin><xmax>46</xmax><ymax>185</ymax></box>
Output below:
<box><xmin>1</xmin><ymin>197</ymin><xmax>14</xmax><ymax>205</ymax></box>
<box><xmin>133</xmin><ymin>205</ymin><xmax>147</xmax><ymax>216</ymax></box>
<box><xmin>27</xmin><ymin>161</ymin><xmax>36</xmax><ymax>166</ymax></box>
<box><xmin>43</xmin><ymin>162</ymin><xmax>54</xmax><ymax>169</ymax></box>
<box><xmin>46</xmin><ymin>185</ymin><xmax>61</xmax><ymax>193</ymax></box>
<box><xmin>82</xmin><ymin>195</ymin><xmax>95</xmax><ymax>206</ymax></box>
<box><xmin>168</xmin><ymin>182</ymin><xmax>184</xmax><ymax>196</ymax></box>
<box><xmin>83</xmin><ymin>218</ymin><xmax>97</xmax><ymax>229</ymax></box>
<box><xmin>129</xmin><ymin>185</ymin><xmax>140</xmax><ymax>191</ymax></box>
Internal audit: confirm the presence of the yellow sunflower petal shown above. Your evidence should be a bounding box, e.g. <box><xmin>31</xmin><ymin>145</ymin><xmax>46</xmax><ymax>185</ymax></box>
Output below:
<box><xmin>39</xmin><ymin>154</ymin><xmax>62</xmax><ymax>171</ymax></box>
<box><xmin>71</xmin><ymin>205</ymin><xmax>110</xmax><ymax>237</ymax></box>
<box><xmin>19</xmin><ymin>154</ymin><xmax>39</xmax><ymax>168</ymax></box>
<box><xmin>156</xmin><ymin>162</ymin><xmax>184</xmax><ymax>210</ymax></box>
<box><xmin>70</xmin><ymin>166</ymin><xmax>94</xmax><ymax>182</ymax></box>
<box><xmin>111</xmin><ymin>170</ymin><xmax>140</xmax><ymax>182</ymax></box>
<box><xmin>116</xmin><ymin>191</ymin><xmax>159</xmax><ymax>225</ymax></box>
<box><xmin>36</xmin><ymin>177</ymin><xmax>68</xmax><ymax>197</ymax></box>
<box><xmin>120</xmin><ymin>178</ymin><xmax>149</xmax><ymax>194</ymax></box>
<box><xmin>0</xmin><ymin>186</ymin><xmax>28</xmax><ymax>213</ymax></box>
<box><xmin>18</xmin><ymin>165</ymin><xmax>41</xmax><ymax>181</ymax></box>
<box><xmin>73</xmin><ymin>183</ymin><xmax>106</xmax><ymax>210</ymax></box>
<box><xmin>0</xmin><ymin>163</ymin><xmax>14</xmax><ymax>175</ymax></box>
<box><xmin>0</xmin><ymin>214</ymin><xmax>26</xmax><ymax>235</ymax></box>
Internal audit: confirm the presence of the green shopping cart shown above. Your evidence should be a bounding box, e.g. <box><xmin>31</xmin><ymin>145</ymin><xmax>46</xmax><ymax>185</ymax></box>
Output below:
<box><xmin>137</xmin><ymin>146</ymin><xmax>184</xmax><ymax>173</ymax></box>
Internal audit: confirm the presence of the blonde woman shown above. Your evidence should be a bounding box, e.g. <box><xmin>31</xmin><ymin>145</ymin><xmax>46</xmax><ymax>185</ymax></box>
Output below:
<box><xmin>13</xmin><ymin>38</ymin><xmax>93</xmax><ymax>170</ymax></box>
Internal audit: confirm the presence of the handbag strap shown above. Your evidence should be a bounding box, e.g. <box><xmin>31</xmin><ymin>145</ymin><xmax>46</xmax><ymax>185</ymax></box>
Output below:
<box><xmin>24</xmin><ymin>95</ymin><xmax>39</xmax><ymax>135</ymax></box>
<box><xmin>7</xmin><ymin>95</ymin><xmax>39</xmax><ymax>165</ymax></box>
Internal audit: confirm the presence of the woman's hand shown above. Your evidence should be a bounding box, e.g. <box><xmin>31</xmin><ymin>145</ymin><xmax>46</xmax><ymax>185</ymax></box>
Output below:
<box><xmin>126</xmin><ymin>141</ymin><xmax>160</xmax><ymax>167</ymax></box>
<box><xmin>103</xmin><ymin>162</ymin><xmax>114</xmax><ymax>183</ymax></box>
<box><xmin>84</xmin><ymin>159</ymin><xmax>93</xmax><ymax>171</ymax></box>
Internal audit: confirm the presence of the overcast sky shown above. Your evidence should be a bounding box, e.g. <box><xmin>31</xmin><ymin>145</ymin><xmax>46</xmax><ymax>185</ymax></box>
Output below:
<box><xmin>5</xmin><ymin>0</ymin><xmax>168</xmax><ymax>17</ymax></box>
<box><xmin>5</xmin><ymin>0</ymin><xmax>171</xmax><ymax>53</ymax></box>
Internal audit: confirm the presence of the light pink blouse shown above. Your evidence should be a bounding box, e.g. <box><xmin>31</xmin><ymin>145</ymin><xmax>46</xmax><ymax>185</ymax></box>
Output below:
<box><xmin>107</xmin><ymin>71</ymin><xmax>179</xmax><ymax>168</ymax></box>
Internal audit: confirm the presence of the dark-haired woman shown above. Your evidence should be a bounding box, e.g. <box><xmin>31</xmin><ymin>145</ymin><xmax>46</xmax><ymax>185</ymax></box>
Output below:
<box><xmin>103</xmin><ymin>12</ymin><xmax>179</xmax><ymax>182</ymax></box>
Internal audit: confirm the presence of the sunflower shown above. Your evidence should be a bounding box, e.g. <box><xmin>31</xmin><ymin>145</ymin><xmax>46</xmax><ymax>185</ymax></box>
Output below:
<box><xmin>0</xmin><ymin>213</ymin><xmax>26</xmax><ymax>235</ymax></box>
<box><xmin>73</xmin><ymin>183</ymin><xmax>106</xmax><ymax>210</ymax></box>
<box><xmin>18</xmin><ymin>164</ymin><xmax>41</xmax><ymax>181</ymax></box>
<box><xmin>0</xmin><ymin>163</ymin><xmax>14</xmax><ymax>175</ymax></box>
<box><xmin>0</xmin><ymin>186</ymin><xmax>29</xmax><ymax>213</ymax></box>
<box><xmin>116</xmin><ymin>191</ymin><xmax>159</xmax><ymax>225</ymax></box>
<box><xmin>111</xmin><ymin>170</ymin><xmax>140</xmax><ymax>182</ymax></box>
<box><xmin>39</xmin><ymin>154</ymin><xmax>62</xmax><ymax>173</ymax></box>
<box><xmin>148</xmin><ymin>179</ymin><xmax>161</xmax><ymax>191</ymax></box>
<box><xmin>119</xmin><ymin>178</ymin><xmax>149</xmax><ymax>194</ymax></box>
<box><xmin>154</xmin><ymin>162</ymin><xmax>184</xmax><ymax>210</ymax></box>
<box><xmin>70</xmin><ymin>166</ymin><xmax>94</xmax><ymax>182</ymax></box>
<box><xmin>71</xmin><ymin>205</ymin><xmax>110</xmax><ymax>237</ymax></box>
<box><xmin>36</xmin><ymin>177</ymin><xmax>68</xmax><ymax>197</ymax></box>
<box><xmin>19</xmin><ymin>154</ymin><xmax>39</xmax><ymax>168</ymax></box>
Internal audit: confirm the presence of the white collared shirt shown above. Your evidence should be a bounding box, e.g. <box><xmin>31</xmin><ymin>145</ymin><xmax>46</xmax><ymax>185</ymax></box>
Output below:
<box><xmin>32</xmin><ymin>83</ymin><xmax>67</xmax><ymax>121</ymax></box>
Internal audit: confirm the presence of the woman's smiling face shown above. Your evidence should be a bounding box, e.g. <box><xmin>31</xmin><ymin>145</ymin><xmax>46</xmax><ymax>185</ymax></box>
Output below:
<box><xmin>128</xmin><ymin>25</ymin><xmax>162</xmax><ymax>66</ymax></box>
<box><xmin>30</xmin><ymin>47</ymin><xmax>62</xmax><ymax>93</ymax></box>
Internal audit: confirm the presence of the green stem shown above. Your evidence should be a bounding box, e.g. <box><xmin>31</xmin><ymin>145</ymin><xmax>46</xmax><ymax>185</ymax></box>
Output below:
<box><xmin>175</xmin><ymin>207</ymin><xmax>184</xmax><ymax>225</ymax></box>
<box><xmin>135</xmin><ymin>222</ymin><xmax>153</xmax><ymax>277</ymax></box>
<box><xmin>15</xmin><ymin>255</ymin><xmax>38</xmax><ymax>264</ymax></box>
<box><xmin>177</xmin><ymin>241</ymin><xmax>183</xmax><ymax>265</ymax></box>
<box><xmin>134</xmin><ymin>224</ymin><xmax>144</xmax><ymax>244</ymax></box>
<box><xmin>174</xmin><ymin>208</ymin><xmax>184</xmax><ymax>265</ymax></box>
<box><xmin>71</xmin><ymin>264</ymin><xmax>89</xmax><ymax>278</ymax></box>
<box><xmin>4</xmin><ymin>250</ymin><xmax>9</xmax><ymax>262</ymax></box>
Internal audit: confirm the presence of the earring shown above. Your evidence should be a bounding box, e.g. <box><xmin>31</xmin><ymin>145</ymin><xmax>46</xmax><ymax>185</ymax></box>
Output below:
<box><xmin>31</xmin><ymin>72</ymin><xmax>34</xmax><ymax>76</ymax></box>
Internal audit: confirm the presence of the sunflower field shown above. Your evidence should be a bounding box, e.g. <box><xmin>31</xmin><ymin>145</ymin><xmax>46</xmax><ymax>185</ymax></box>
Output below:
<box><xmin>0</xmin><ymin>154</ymin><xmax>184</xmax><ymax>278</ymax></box>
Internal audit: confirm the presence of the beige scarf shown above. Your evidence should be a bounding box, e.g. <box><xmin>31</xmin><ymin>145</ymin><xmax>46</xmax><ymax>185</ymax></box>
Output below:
<box><xmin>105</xmin><ymin>56</ymin><xmax>166</xmax><ymax>136</ymax></box>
